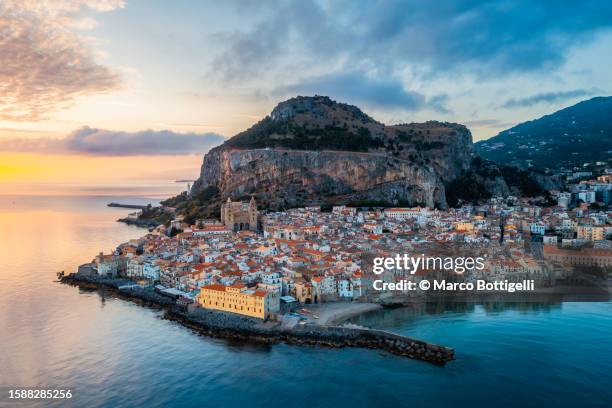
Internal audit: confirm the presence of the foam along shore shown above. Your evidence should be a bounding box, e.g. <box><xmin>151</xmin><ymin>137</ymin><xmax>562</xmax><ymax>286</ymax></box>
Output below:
<box><xmin>60</xmin><ymin>274</ymin><xmax>455</xmax><ymax>365</ymax></box>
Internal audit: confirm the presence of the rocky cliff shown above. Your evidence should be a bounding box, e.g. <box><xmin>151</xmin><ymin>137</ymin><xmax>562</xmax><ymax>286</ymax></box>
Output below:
<box><xmin>196</xmin><ymin>147</ymin><xmax>445</xmax><ymax>209</ymax></box>
<box><xmin>190</xmin><ymin>96</ymin><xmax>474</xmax><ymax>212</ymax></box>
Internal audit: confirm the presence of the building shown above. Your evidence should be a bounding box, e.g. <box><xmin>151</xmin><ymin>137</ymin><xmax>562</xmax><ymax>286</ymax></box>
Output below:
<box><xmin>126</xmin><ymin>258</ymin><xmax>144</xmax><ymax>278</ymax></box>
<box><xmin>385</xmin><ymin>207</ymin><xmax>425</xmax><ymax>220</ymax></box>
<box><xmin>453</xmin><ymin>221</ymin><xmax>475</xmax><ymax>232</ymax></box>
<box><xmin>265</xmin><ymin>225</ymin><xmax>303</xmax><ymax>240</ymax></box>
<box><xmin>93</xmin><ymin>252</ymin><xmax>126</xmax><ymax>277</ymax></box>
<box><xmin>578</xmin><ymin>190</ymin><xmax>597</xmax><ymax>204</ymax></box>
<box><xmin>530</xmin><ymin>223</ymin><xmax>546</xmax><ymax>235</ymax></box>
<box><xmin>577</xmin><ymin>225</ymin><xmax>606</xmax><ymax>241</ymax></box>
<box><xmin>294</xmin><ymin>281</ymin><xmax>314</xmax><ymax>303</ymax></box>
<box><xmin>142</xmin><ymin>261</ymin><xmax>161</xmax><ymax>281</ymax></box>
<box><xmin>197</xmin><ymin>283</ymin><xmax>279</xmax><ymax>320</ymax></box>
<box><xmin>543</xmin><ymin>234</ymin><xmax>558</xmax><ymax>245</ymax></box>
<box><xmin>363</xmin><ymin>223</ymin><xmax>383</xmax><ymax>234</ymax></box>
<box><xmin>543</xmin><ymin>245</ymin><xmax>612</xmax><ymax>268</ymax></box>
<box><xmin>221</xmin><ymin>197</ymin><xmax>258</xmax><ymax>232</ymax></box>
<box><xmin>557</xmin><ymin>192</ymin><xmax>571</xmax><ymax>209</ymax></box>
<box><xmin>336</xmin><ymin>279</ymin><xmax>355</xmax><ymax>298</ymax></box>
<box><xmin>192</xmin><ymin>226</ymin><xmax>232</xmax><ymax>236</ymax></box>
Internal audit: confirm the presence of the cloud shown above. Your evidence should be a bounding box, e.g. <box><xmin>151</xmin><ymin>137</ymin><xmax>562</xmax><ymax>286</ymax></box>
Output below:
<box><xmin>272</xmin><ymin>72</ymin><xmax>427</xmax><ymax>111</ymax></box>
<box><xmin>428</xmin><ymin>94</ymin><xmax>452</xmax><ymax>115</ymax></box>
<box><xmin>0</xmin><ymin>127</ymin><xmax>225</xmax><ymax>156</ymax></box>
<box><xmin>209</xmin><ymin>0</ymin><xmax>612</xmax><ymax>103</ymax></box>
<box><xmin>501</xmin><ymin>89</ymin><xmax>599</xmax><ymax>109</ymax></box>
<box><xmin>464</xmin><ymin>119</ymin><xmax>516</xmax><ymax>129</ymax></box>
<box><xmin>0</xmin><ymin>1</ymin><xmax>123</xmax><ymax>121</ymax></box>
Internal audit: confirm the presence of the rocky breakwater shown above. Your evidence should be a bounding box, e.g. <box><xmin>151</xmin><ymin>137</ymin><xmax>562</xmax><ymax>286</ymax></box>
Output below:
<box><xmin>189</xmin><ymin>95</ymin><xmax>476</xmax><ymax>213</ymax></box>
<box><xmin>287</xmin><ymin>325</ymin><xmax>454</xmax><ymax>365</ymax></box>
<box><xmin>61</xmin><ymin>273</ymin><xmax>454</xmax><ymax>365</ymax></box>
<box><xmin>168</xmin><ymin>307</ymin><xmax>454</xmax><ymax>365</ymax></box>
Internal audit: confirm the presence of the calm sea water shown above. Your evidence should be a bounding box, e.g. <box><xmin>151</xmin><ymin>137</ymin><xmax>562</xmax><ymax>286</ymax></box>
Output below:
<box><xmin>0</xmin><ymin>195</ymin><xmax>611</xmax><ymax>408</ymax></box>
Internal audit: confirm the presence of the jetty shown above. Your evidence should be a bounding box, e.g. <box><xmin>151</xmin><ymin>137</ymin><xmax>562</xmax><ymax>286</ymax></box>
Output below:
<box><xmin>107</xmin><ymin>202</ymin><xmax>149</xmax><ymax>210</ymax></box>
<box><xmin>60</xmin><ymin>274</ymin><xmax>454</xmax><ymax>365</ymax></box>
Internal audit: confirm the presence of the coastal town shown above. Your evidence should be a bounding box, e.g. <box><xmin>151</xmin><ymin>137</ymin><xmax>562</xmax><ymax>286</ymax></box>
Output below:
<box><xmin>72</xmin><ymin>170</ymin><xmax>612</xmax><ymax>323</ymax></box>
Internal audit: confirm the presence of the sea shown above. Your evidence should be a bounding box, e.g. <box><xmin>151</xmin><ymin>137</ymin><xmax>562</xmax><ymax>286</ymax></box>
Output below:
<box><xmin>0</xmin><ymin>193</ymin><xmax>611</xmax><ymax>408</ymax></box>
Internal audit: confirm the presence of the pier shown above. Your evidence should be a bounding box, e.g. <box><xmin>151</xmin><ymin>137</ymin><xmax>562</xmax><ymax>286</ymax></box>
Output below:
<box><xmin>107</xmin><ymin>202</ymin><xmax>149</xmax><ymax>210</ymax></box>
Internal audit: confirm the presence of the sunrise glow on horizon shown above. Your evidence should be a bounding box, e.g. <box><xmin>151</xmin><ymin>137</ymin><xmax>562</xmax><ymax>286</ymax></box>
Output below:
<box><xmin>1</xmin><ymin>1</ymin><xmax>612</xmax><ymax>192</ymax></box>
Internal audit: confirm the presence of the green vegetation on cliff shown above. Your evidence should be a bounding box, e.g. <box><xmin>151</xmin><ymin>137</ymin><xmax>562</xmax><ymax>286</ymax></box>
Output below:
<box><xmin>225</xmin><ymin>117</ymin><xmax>384</xmax><ymax>152</ymax></box>
<box><xmin>445</xmin><ymin>157</ymin><xmax>551</xmax><ymax>207</ymax></box>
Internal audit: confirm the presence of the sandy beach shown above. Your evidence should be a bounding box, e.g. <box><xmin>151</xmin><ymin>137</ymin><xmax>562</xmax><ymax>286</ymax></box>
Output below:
<box><xmin>304</xmin><ymin>302</ymin><xmax>383</xmax><ymax>325</ymax></box>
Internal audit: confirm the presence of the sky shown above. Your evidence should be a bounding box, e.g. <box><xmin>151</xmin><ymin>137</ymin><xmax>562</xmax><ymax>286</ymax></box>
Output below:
<box><xmin>1</xmin><ymin>0</ymin><xmax>612</xmax><ymax>195</ymax></box>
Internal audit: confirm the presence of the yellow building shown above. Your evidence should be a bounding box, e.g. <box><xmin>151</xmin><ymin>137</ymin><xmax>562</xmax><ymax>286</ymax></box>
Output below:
<box><xmin>197</xmin><ymin>283</ymin><xmax>279</xmax><ymax>320</ymax></box>
<box><xmin>453</xmin><ymin>221</ymin><xmax>474</xmax><ymax>232</ymax></box>
<box><xmin>577</xmin><ymin>225</ymin><xmax>605</xmax><ymax>241</ymax></box>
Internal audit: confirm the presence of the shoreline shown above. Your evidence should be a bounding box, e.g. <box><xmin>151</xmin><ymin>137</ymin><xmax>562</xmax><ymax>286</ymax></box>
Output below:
<box><xmin>304</xmin><ymin>302</ymin><xmax>383</xmax><ymax>325</ymax></box>
<box><xmin>60</xmin><ymin>274</ymin><xmax>454</xmax><ymax>365</ymax></box>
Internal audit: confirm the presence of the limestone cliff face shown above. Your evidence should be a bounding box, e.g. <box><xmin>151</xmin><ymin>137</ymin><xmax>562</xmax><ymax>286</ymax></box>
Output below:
<box><xmin>191</xmin><ymin>96</ymin><xmax>476</xmax><ymax>210</ymax></box>
<box><xmin>195</xmin><ymin>146</ymin><xmax>446</xmax><ymax>209</ymax></box>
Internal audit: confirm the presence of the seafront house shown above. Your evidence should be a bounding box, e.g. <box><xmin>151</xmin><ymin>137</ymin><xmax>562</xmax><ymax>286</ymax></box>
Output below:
<box><xmin>197</xmin><ymin>283</ymin><xmax>280</xmax><ymax>320</ymax></box>
<box><xmin>126</xmin><ymin>258</ymin><xmax>144</xmax><ymax>278</ymax></box>
<box><xmin>93</xmin><ymin>252</ymin><xmax>126</xmax><ymax>277</ymax></box>
<box><xmin>142</xmin><ymin>260</ymin><xmax>162</xmax><ymax>281</ymax></box>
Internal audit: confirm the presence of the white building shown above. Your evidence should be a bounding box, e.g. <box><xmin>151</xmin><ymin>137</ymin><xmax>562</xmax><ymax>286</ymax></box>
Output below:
<box><xmin>142</xmin><ymin>261</ymin><xmax>161</xmax><ymax>281</ymax></box>
<box><xmin>336</xmin><ymin>279</ymin><xmax>354</xmax><ymax>298</ymax></box>
<box><xmin>543</xmin><ymin>235</ymin><xmax>558</xmax><ymax>245</ymax></box>
<box><xmin>557</xmin><ymin>192</ymin><xmax>571</xmax><ymax>208</ymax></box>
<box><xmin>126</xmin><ymin>258</ymin><xmax>144</xmax><ymax>278</ymax></box>
<box><xmin>385</xmin><ymin>208</ymin><xmax>426</xmax><ymax>220</ymax></box>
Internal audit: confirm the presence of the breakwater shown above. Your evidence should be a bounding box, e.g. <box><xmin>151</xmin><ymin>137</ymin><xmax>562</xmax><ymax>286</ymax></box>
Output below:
<box><xmin>107</xmin><ymin>202</ymin><xmax>149</xmax><ymax>209</ymax></box>
<box><xmin>60</xmin><ymin>274</ymin><xmax>454</xmax><ymax>365</ymax></box>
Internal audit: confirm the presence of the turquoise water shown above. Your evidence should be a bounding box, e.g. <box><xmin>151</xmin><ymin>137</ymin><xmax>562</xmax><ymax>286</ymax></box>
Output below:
<box><xmin>0</xmin><ymin>195</ymin><xmax>610</xmax><ymax>407</ymax></box>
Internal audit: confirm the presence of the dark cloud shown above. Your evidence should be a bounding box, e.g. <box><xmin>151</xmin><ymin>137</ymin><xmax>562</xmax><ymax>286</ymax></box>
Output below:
<box><xmin>0</xmin><ymin>127</ymin><xmax>225</xmax><ymax>156</ymax></box>
<box><xmin>501</xmin><ymin>89</ymin><xmax>599</xmax><ymax>109</ymax></box>
<box><xmin>272</xmin><ymin>72</ymin><xmax>427</xmax><ymax>111</ymax></box>
<box><xmin>0</xmin><ymin>1</ymin><xmax>122</xmax><ymax>121</ymax></box>
<box><xmin>210</xmin><ymin>20</ymin><xmax>290</xmax><ymax>82</ymax></box>
<box><xmin>428</xmin><ymin>94</ymin><xmax>452</xmax><ymax>114</ymax></box>
<box><xmin>212</xmin><ymin>0</ymin><xmax>612</xmax><ymax>81</ymax></box>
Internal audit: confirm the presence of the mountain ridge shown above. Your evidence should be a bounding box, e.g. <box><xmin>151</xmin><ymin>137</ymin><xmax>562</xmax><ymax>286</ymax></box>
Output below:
<box><xmin>475</xmin><ymin>96</ymin><xmax>612</xmax><ymax>170</ymax></box>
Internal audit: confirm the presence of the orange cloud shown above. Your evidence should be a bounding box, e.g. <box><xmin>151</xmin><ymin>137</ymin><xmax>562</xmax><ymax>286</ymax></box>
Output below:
<box><xmin>0</xmin><ymin>1</ymin><xmax>123</xmax><ymax>121</ymax></box>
